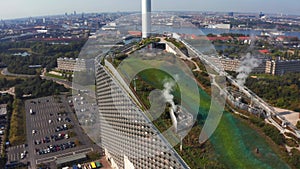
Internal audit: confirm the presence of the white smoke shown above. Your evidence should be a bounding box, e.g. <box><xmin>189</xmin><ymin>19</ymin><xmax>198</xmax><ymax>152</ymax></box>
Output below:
<box><xmin>162</xmin><ymin>81</ymin><xmax>177</xmax><ymax>111</ymax></box>
<box><xmin>236</xmin><ymin>53</ymin><xmax>261</xmax><ymax>86</ymax></box>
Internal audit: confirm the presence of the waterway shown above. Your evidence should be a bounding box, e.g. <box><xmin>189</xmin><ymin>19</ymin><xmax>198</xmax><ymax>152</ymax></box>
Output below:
<box><xmin>152</xmin><ymin>25</ymin><xmax>300</xmax><ymax>38</ymax></box>
<box><xmin>200</xmin><ymin>28</ymin><xmax>300</xmax><ymax>38</ymax></box>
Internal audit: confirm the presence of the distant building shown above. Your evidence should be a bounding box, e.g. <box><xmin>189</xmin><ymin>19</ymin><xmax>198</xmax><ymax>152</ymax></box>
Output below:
<box><xmin>212</xmin><ymin>57</ymin><xmax>300</xmax><ymax>75</ymax></box>
<box><xmin>128</xmin><ymin>31</ymin><xmax>142</xmax><ymax>37</ymax></box>
<box><xmin>259</xmin><ymin>12</ymin><xmax>265</xmax><ymax>18</ymax></box>
<box><xmin>265</xmin><ymin>60</ymin><xmax>300</xmax><ymax>75</ymax></box>
<box><xmin>228</xmin><ymin>12</ymin><xmax>234</xmax><ymax>17</ymax></box>
<box><xmin>211</xmin><ymin>57</ymin><xmax>266</xmax><ymax>73</ymax></box>
<box><xmin>237</xmin><ymin>36</ymin><xmax>252</xmax><ymax>44</ymax></box>
<box><xmin>207</xmin><ymin>36</ymin><xmax>233</xmax><ymax>41</ymax></box>
<box><xmin>208</xmin><ymin>23</ymin><xmax>231</xmax><ymax>29</ymax></box>
<box><xmin>0</xmin><ymin>104</ymin><xmax>7</xmax><ymax>117</ymax></box>
<box><xmin>218</xmin><ymin>58</ymin><xmax>240</xmax><ymax>72</ymax></box>
<box><xmin>12</xmin><ymin>52</ymin><xmax>31</xmax><ymax>57</ymax></box>
<box><xmin>57</xmin><ymin>57</ymin><xmax>88</xmax><ymax>72</ymax></box>
<box><xmin>101</xmin><ymin>22</ymin><xmax>117</xmax><ymax>31</ymax></box>
<box><xmin>258</xmin><ymin>49</ymin><xmax>270</xmax><ymax>55</ymax></box>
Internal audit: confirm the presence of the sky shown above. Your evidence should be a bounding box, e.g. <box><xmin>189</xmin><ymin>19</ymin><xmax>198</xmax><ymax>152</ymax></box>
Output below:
<box><xmin>0</xmin><ymin>0</ymin><xmax>299</xmax><ymax>20</ymax></box>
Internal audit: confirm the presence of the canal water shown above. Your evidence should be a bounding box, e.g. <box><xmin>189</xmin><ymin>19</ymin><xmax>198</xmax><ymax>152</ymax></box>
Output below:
<box><xmin>201</xmin><ymin>28</ymin><xmax>300</xmax><ymax>38</ymax></box>
<box><xmin>152</xmin><ymin>25</ymin><xmax>300</xmax><ymax>38</ymax></box>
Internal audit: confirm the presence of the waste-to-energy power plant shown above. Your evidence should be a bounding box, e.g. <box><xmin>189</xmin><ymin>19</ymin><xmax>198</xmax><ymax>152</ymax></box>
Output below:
<box><xmin>95</xmin><ymin>0</ymin><xmax>190</xmax><ymax>168</ymax></box>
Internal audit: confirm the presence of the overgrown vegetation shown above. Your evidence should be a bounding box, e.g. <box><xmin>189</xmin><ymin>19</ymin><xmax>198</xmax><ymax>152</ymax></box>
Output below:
<box><xmin>14</xmin><ymin>76</ymin><xmax>69</xmax><ymax>99</ymax></box>
<box><xmin>0</xmin><ymin>77</ymin><xmax>23</xmax><ymax>90</ymax></box>
<box><xmin>165</xmin><ymin>37</ymin><xmax>188</xmax><ymax>55</ymax></box>
<box><xmin>242</xmin><ymin>115</ymin><xmax>300</xmax><ymax>169</ymax></box>
<box><xmin>289</xmin><ymin>148</ymin><xmax>300</xmax><ymax>169</ymax></box>
<box><xmin>245</xmin><ymin>73</ymin><xmax>300</xmax><ymax>111</ymax></box>
<box><xmin>9</xmin><ymin>99</ymin><xmax>26</xmax><ymax>145</ymax></box>
<box><xmin>0</xmin><ymin>40</ymin><xmax>86</xmax><ymax>74</ymax></box>
<box><xmin>175</xmin><ymin>125</ymin><xmax>227</xmax><ymax>169</ymax></box>
<box><xmin>296</xmin><ymin>121</ymin><xmax>300</xmax><ymax>129</ymax></box>
<box><xmin>262</xmin><ymin>124</ymin><xmax>286</xmax><ymax>145</ymax></box>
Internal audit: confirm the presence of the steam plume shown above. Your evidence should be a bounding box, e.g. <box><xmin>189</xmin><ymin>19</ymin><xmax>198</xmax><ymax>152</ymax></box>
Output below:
<box><xmin>162</xmin><ymin>81</ymin><xmax>176</xmax><ymax>111</ymax></box>
<box><xmin>236</xmin><ymin>53</ymin><xmax>261</xmax><ymax>86</ymax></box>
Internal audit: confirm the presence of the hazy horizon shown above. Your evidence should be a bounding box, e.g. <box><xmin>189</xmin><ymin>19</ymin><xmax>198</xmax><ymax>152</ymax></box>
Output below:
<box><xmin>0</xmin><ymin>0</ymin><xmax>299</xmax><ymax>20</ymax></box>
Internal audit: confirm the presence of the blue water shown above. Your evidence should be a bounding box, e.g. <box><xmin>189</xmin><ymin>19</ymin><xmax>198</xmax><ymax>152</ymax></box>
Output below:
<box><xmin>200</xmin><ymin>28</ymin><xmax>300</xmax><ymax>38</ymax></box>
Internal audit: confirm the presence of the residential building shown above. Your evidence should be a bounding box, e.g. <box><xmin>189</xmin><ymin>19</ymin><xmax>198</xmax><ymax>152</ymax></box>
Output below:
<box><xmin>57</xmin><ymin>57</ymin><xmax>87</xmax><ymax>72</ymax></box>
<box><xmin>265</xmin><ymin>60</ymin><xmax>300</xmax><ymax>75</ymax></box>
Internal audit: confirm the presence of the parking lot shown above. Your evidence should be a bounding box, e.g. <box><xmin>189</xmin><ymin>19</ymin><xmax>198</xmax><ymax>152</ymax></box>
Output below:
<box><xmin>72</xmin><ymin>92</ymin><xmax>101</xmax><ymax>144</ymax></box>
<box><xmin>25</xmin><ymin>95</ymin><xmax>100</xmax><ymax>169</ymax></box>
<box><xmin>7</xmin><ymin>144</ymin><xmax>27</xmax><ymax>163</ymax></box>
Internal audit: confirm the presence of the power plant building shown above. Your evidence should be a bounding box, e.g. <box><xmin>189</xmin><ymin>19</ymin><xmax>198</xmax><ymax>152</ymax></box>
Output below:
<box><xmin>95</xmin><ymin>60</ymin><xmax>189</xmax><ymax>169</ymax></box>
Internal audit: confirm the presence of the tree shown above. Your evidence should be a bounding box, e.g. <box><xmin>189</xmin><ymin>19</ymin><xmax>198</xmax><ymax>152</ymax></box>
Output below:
<box><xmin>296</xmin><ymin>121</ymin><xmax>300</xmax><ymax>129</ymax></box>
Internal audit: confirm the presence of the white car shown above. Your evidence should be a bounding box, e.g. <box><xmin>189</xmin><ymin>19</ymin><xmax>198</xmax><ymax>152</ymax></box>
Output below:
<box><xmin>20</xmin><ymin>153</ymin><xmax>25</xmax><ymax>159</ymax></box>
<box><xmin>65</xmin><ymin>134</ymin><xmax>69</xmax><ymax>139</ymax></box>
<box><xmin>32</xmin><ymin>130</ymin><xmax>36</xmax><ymax>134</ymax></box>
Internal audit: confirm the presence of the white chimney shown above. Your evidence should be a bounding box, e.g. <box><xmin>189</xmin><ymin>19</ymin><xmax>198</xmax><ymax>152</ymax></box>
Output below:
<box><xmin>142</xmin><ymin>0</ymin><xmax>151</xmax><ymax>38</ymax></box>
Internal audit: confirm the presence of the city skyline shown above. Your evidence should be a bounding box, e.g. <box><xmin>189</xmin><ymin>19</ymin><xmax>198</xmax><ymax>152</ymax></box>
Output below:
<box><xmin>0</xmin><ymin>0</ymin><xmax>299</xmax><ymax>20</ymax></box>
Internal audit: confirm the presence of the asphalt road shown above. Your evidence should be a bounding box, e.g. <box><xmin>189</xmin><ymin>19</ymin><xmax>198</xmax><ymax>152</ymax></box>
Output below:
<box><xmin>1</xmin><ymin>68</ymin><xmax>35</xmax><ymax>78</ymax></box>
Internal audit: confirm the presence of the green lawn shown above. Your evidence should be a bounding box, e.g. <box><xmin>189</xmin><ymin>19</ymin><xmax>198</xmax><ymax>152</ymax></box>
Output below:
<box><xmin>45</xmin><ymin>72</ymin><xmax>66</xmax><ymax>80</ymax></box>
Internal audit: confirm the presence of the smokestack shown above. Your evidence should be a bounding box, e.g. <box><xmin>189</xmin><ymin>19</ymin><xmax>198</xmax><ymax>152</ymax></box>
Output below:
<box><xmin>142</xmin><ymin>0</ymin><xmax>151</xmax><ymax>38</ymax></box>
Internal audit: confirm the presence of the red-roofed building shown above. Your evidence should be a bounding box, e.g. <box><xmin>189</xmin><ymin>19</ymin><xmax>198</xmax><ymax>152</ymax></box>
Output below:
<box><xmin>237</xmin><ymin>36</ymin><xmax>251</xmax><ymax>41</ymax></box>
<box><xmin>237</xmin><ymin>36</ymin><xmax>252</xmax><ymax>44</ymax></box>
<box><xmin>259</xmin><ymin>49</ymin><xmax>270</xmax><ymax>54</ymax></box>
<box><xmin>207</xmin><ymin>36</ymin><xmax>232</xmax><ymax>41</ymax></box>
<box><xmin>128</xmin><ymin>31</ymin><xmax>142</xmax><ymax>37</ymax></box>
<box><xmin>276</xmin><ymin>36</ymin><xmax>298</xmax><ymax>42</ymax></box>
